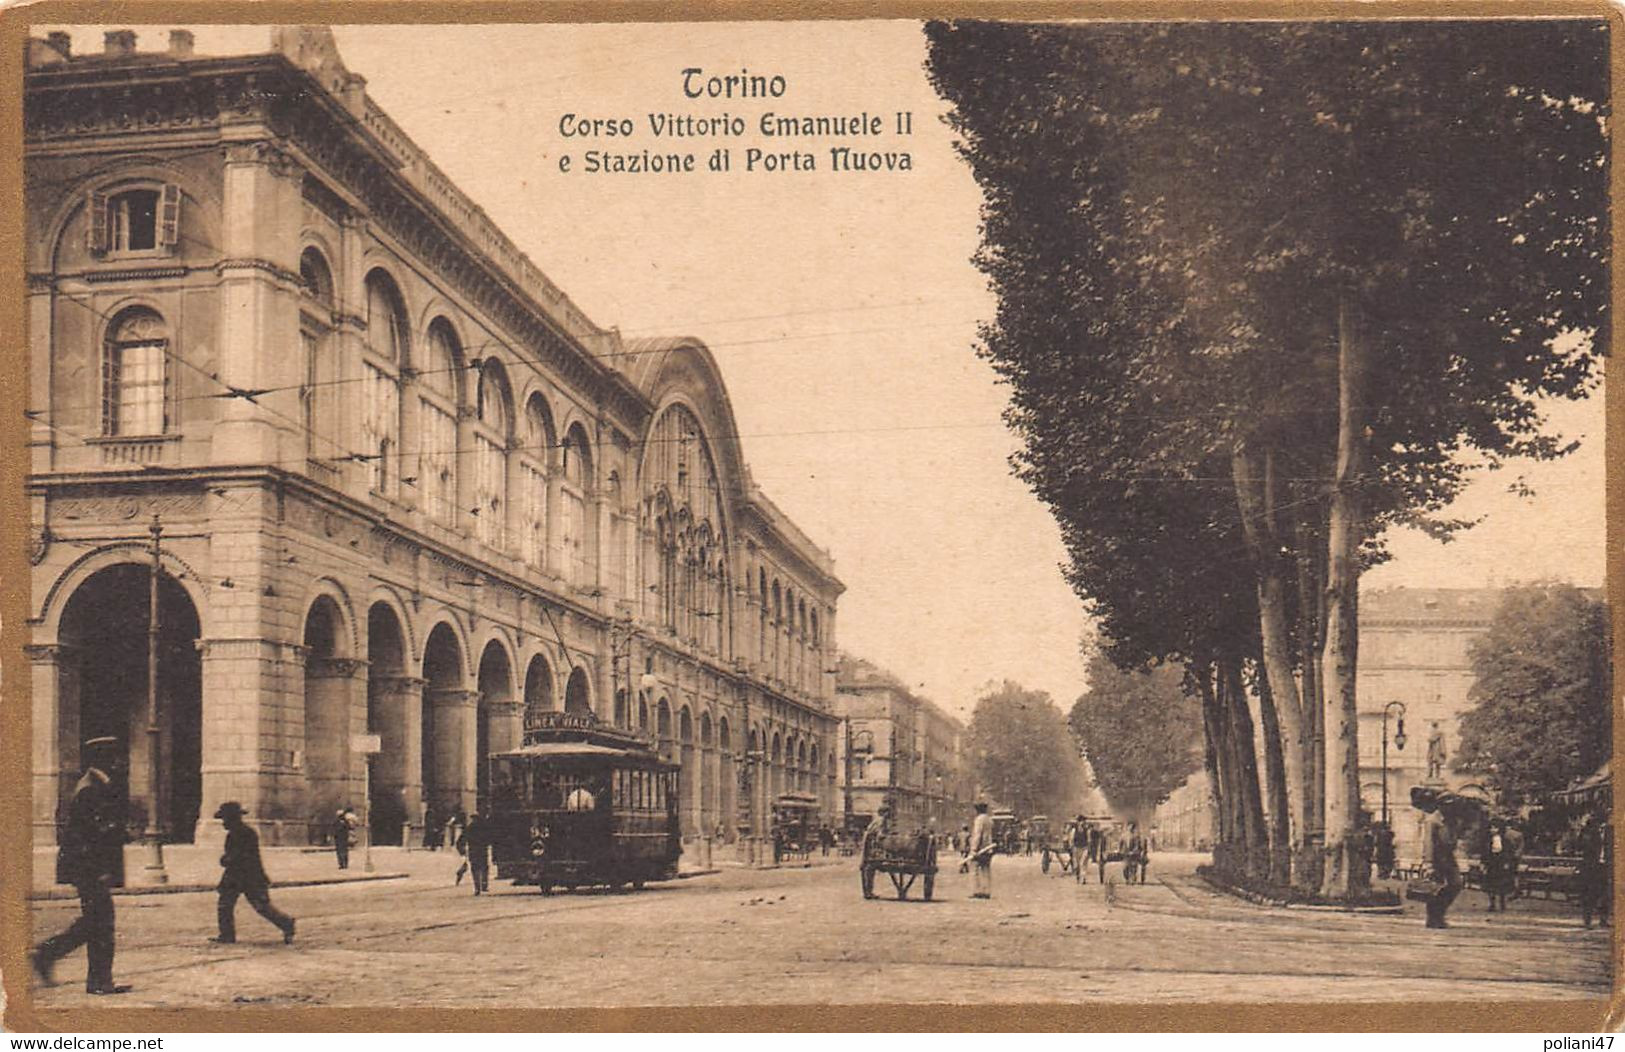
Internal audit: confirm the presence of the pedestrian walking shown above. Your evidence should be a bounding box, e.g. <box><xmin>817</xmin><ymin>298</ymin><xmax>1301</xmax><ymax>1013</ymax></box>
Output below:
<box><xmin>423</xmin><ymin>802</ymin><xmax>440</xmax><ymax>850</ymax></box>
<box><xmin>1125</xmin><ymin>822</ymin><xmax>1149</xmax><ymax>884</ymax></box>
<box><xmin>461</xmin><ymin>809</ymin><xmax>493</xmax><ymax>895</ymax></box>
<box><xmin>331</xmin><ymin>808</ymin><xmax>352</xmax><ymax>870</ymax></box>
<box><xmin>1578</xmin><ymin>810</ymin><xmax>1611</xmax><ymax>929</ymax></box>
<box><xmin>968</xmin><ymin>801</ymin><xmax>995</xmax><ymax>899</ymax></box>
<box><xmin>957</xmin><ymin>825</ymin><xmax>970</xmax><ymax>858</ymax></box>
<box><xmin>445</xmin><ymin>808</ymin><xmax>467</xmax><ymax>856</ymax></box>
<box><xmin>1375</xmin><ymin>822</ymin><xmax>1397</xmax><ymax>880</ymax></box>
<box><xmin>212</xmin><ymin>801</ymin><xmax>296</xmax><ymax>945</ymax></box>
<box><xmin>1417</xmin><ymin>791</ymin><xmax>1462</xmax><ymax>930</ymax></box>
<box><xmin>32</xmin><ymin>737</ymin><xmax>130</xmax><ymax>995</ymax></box>
<box><xmin>1070</xmin><ymin>814</ymin><xmax>1090</xmax><ymax>884</ymax></box>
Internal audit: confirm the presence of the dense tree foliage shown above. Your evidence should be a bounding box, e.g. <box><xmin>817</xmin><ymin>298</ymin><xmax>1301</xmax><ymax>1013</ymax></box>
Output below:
<box><xmin>965</xmin><ymin>681</ymin><xmax>1085</xmax><ymax>818</ymax></box>
<box><xmin>1456</xmin><ymin>585</ymin><xmax>1612</xmax><ymax>807</ymax></box>
<box><xmin>1069</xmin><ymin>652</ymin><xmax>1204</xmax><ymax>820</ymax></box>
<box><xmin>925</xmin><ymin>19</ymin><xmax>1608</xmax><ymax>894</ymax></box>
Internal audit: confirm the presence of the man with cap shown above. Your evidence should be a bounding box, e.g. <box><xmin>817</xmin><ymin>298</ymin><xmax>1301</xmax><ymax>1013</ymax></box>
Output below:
<box><xmin>212</xmin><ymin>801</ymin><xmax>296</xmax><ymax>945</ymax></box>
<box><xmin>32</xmin><ymin>737</ymin><xmax>130</xmax><ymax>994</ymax></box>
<box><xmin>331</xmin><ymin>808</ymin><xmax>353</xmax><ymax>870</ymax></box>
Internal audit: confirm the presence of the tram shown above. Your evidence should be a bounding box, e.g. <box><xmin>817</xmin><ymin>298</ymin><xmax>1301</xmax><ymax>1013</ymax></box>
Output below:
<box><xmin>489</xmin><ymin>711</ymin><xmax>681</xmax><ymax>893</ymax></box>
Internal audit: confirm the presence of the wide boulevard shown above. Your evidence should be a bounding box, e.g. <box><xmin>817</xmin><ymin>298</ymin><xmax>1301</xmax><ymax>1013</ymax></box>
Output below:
<box><xmin>29</xmin><ymin>849</ymin><xmax>1608</xmax><ymax>1008</ymax></box>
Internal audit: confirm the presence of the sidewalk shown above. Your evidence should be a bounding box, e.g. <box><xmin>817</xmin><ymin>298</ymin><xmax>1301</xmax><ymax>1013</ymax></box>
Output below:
<box><xmin>30</xmin><ymin>843</ymin><xmax>409</xmax><ymax>899</ymax></box>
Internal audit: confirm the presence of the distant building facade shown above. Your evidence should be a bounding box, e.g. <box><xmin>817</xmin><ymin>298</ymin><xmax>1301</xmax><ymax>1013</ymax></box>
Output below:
<box><xmin>1152</xmin><ymin>587</ymin><xmax>1517</xmax><ymax>862</ymax></box>
<box><xmin>24</xmin><ymin>27</ymin><xmax>843</xmax><ymax>858</ymax></box>
<box><xmin>833</xmin><ymin>657</ymin><xmax>972</xmax><ymax>832</ymax></box>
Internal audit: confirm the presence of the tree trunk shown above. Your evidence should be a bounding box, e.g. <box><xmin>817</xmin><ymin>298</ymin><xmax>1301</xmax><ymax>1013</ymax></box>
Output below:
<box><xmin>1196</xmin><ymin>661</ymin><xmax>1236</xmax><ymax>870</ymax></box>
<box><xmin>1254</xmin><ymin>665</ymin><xmax>1292</xmax><ymax>886</ymax></box>
<box><xmin>1233</xmin><ymin>444</ymin><xmax>1307</xmax><ymax>885</ymax></box>
<box><xmin>1321</xmin><ymin>295</ymin><xmax>1370</xmax><ymax>900</ymax></box>
<box><xmin>1221</xmin><ymin>656</ymin><xmax>1268</xmax><ymax>881</ymax></box>
<box><xmin>1294</xmin><ymin>481</ymin><xmax>1328</xmax><ymax>887</ymax></box>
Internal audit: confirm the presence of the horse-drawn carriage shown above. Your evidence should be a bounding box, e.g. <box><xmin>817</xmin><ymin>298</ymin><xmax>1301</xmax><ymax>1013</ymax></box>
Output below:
<box><xmin>860</xmin><ymin>830</ymin><xmax>939</xmax><ymax>901</ymax></box>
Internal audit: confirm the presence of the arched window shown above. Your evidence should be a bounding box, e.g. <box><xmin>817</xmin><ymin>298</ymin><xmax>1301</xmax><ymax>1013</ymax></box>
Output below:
<box><xmin>758</xmin><ymin>569</ymin><xmax>768</xmax><ymax>661</ymax></box>
<box><xmin>102</xmin><ymin>307</ymin><xmax>169</xmax><ymax>436</ymax></box>
<box><xmin>473</xmin><ymin>360</ymin><xmax>512</xmax><ymax>550</ymax></box>
<box><xmin>521</xmin><ymin>394</ymin><xmax>555</xmax><ymax>571</ymax></box>
<box><xmin>418</xmin><ymin>319</ymin><xmax>462</xmax><ymax>526</ymax></box>
<box><xmin>561</xmin><ymin>423</ymin><xmax>593</xmax><ymax>586</ymax></box>
<box><xmin>361</xmin><ymin>271</ymin><xmax>406</xmax><ymax>496</ymax></box>
<box><xmin>298</xmin><ymin>250</ymin><xmax>337</xmax><ymax>467</ymax></box>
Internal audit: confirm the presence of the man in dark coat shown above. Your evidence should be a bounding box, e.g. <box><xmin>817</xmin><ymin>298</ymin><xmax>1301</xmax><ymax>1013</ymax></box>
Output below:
<box><xmin>461</xmin><ymin>808</ymin><xmax>493</xmax><ymax>895</ymax></box>
<box><xmin>32</xmin><ymin>737</ymin><xmax>130</xmax><ymax>994</ymax></box>
<box><xmin>212</xmin><ymin>801</ymin><xmax>295</xmax><ymax>944</ymax></box>
<box><xmin>332</xmin><ymin>809</ymin><xmax>352</xmax><ymax>870</ymax></box>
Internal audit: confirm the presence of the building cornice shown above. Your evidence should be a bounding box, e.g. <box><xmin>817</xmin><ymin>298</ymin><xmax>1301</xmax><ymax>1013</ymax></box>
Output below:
<box><xmin>25</xmin><ymin>54</ymin><xmax>654</xmax><ymax>432</ymax></box>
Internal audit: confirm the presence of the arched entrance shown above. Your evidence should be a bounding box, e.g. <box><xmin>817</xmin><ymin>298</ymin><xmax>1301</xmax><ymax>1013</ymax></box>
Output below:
<box><xmin>302</xmin><ymin>596</ymin><xmax>355</xmax><ymax>838</ymax></box>
<box><xmin>422</xmin><ymin>623</ymin><xmax>470</xmax><ymax>821</ymax></box>
<box><xmin>699</xmin><ymin>712</ymin><xmax>715</xmax><ymax>836</ymax></box>
<box><xmin>563</xmin><ymin>665</ymin><xmax>591</xmax><ymax>715</ymax></box>
<box><xmin>523</xmin><ymin>653</ymin><xmax>555</xmax><ymax>728</ymax></box>
<box><xmin>56</xmin><ymin>563</ymin><xmax>202</xmax><ymax>843</ymax></box>
<box><xmin>656</xmin><ymin>699</ymin><xmax>673</xmax><ymax>761</ymax></box>
<box><xmin>477</xmin><ymin>641</ymin><xmax>516</xmax><ymax>806</ymax></box>
<box><xmin>366</xmin><ymin>602</ymin><xmax>410</xmax><ymax>845</ymax></box>
<box><xmin>678</xmin><ymin>707</ymin><xmax>696</xmax><ymax>837</ymax></box>
<box><xmin>718</xmin><ymin>719</ymin><xmax>735</xmax><ymax>841</ymax></box>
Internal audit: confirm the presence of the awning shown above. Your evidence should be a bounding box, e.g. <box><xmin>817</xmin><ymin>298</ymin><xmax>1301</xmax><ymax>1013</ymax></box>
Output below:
<box><xmin>495</xmin><ymin>742</ymin><xmax>640</xmax><ymax>759</ymax></box>
<box><xmin>1557</xmin><ymin>760</ymin><xmax>1612</xmax><ymax>800</ymax></box>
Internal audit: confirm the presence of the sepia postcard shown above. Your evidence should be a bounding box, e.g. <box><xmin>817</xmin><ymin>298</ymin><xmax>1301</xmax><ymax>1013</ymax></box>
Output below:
<box><xmin>0</xmin><ymin>5</ymin><xmax>1617</xmax><ymax>1033</ymax></box>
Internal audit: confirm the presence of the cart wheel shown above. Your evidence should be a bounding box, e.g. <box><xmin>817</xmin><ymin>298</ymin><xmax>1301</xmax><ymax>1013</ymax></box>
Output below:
<box><xmin>923</xmin><ymin>873</ymin><xmax>935</xmax><ymax>901</ymax></box>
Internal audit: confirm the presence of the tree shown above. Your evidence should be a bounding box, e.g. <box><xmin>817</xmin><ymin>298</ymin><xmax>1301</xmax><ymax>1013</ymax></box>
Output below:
<box><xmin>924</xmin><ymin>19</ymin><xmax>1608</xmax><ymax>895</ymax></box>
<box><xmin>965</xmin><ymin>681</ymin><xmax>1083</xmax><ymax>818</ymax></box>
<box><xmin>1069</xmin><ymin>651</ymin><xmax>1204</xmax><ymax>821</ymax></box>
<box><xmin>1455</xmin><ymin>585</ymin><xmax>1612</xmax><ymax>808</ymax></box>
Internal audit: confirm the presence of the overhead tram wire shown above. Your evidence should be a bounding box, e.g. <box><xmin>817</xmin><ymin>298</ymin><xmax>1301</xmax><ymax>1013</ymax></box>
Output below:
<box><xmin>42</xmin><ymin>292</ymin><xmax>1412</xmax><ymax>490</ymax></box>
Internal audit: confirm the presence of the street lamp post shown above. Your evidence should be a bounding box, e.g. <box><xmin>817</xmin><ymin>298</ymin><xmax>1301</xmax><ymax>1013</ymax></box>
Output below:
<box><xmin>143</xmin><ymin>514</ymin><xmax>168</xmax><ymax>884</ymax></box>
<box><xmin>1381</xmin><ymin>701</ymin><xmax>1408</xmax><ymax>826</ymax></box>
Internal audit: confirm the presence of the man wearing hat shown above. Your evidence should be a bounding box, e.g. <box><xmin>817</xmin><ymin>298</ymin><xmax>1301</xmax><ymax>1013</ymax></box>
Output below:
<box><xmin>968</xmin><ymin>802</ymin><xmax>995</xmax><ymax>899</ymax></box>
<box><xmin>212</xmin><ymin>801</ymin><xmax>296</xmax><ymax>945</ymax></box>
<box><xmin>33</xmin><ymin>736</ymin><xmax>130</xmax><ymax>994</ymax></box>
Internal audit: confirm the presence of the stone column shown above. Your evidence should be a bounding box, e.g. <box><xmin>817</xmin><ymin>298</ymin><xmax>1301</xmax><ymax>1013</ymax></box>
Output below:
<box><xmin>28</xmin><ymin>643</ymin><xmax>77</xmax><ymax>845</ymax></box>
<box><xmin>28</xmin><ymin>279</ymin><xmax>55</xmax><ymax>474</ymax></box>
<box><xmin>486</xmin><ymin>698</ymin><xmax>525</xmax><ymax>756</ymax></box>
<box><xmin>196</xmin><ymin>636</ymin><xmax>295</xmax><ymax>847</ymax></box>
<box><xmin>304</xmin><ymin>657</ymin><xmax>367</xmax><ymax>835</ymax></box>
<box><xmin>213</xmin><ymin>141</ymin><xmax>303</xmax><ymax>467</ymax></box>
<box><xmin>426</xmin><ymin>687</ymin><xmax>480</xmax><ymax>815</ymax></box>
<box><xmin>369</xmin><ymin>674</ymin><xmax>425</xmax><ymax>845</ymax></box>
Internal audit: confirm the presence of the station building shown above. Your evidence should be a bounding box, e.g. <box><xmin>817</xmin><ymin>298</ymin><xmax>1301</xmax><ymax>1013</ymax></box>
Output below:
<box><xmin>24</xmin><ymin>26</ymin><xmax>843</xmax><ymax>860</ymax></box>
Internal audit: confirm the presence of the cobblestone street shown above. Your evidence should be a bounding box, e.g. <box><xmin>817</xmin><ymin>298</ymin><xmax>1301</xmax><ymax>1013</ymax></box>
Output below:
<box><xmin>28</xmin><ymin>850</ymin><xmax>1610</xmax><ymax>1009</ymax></box>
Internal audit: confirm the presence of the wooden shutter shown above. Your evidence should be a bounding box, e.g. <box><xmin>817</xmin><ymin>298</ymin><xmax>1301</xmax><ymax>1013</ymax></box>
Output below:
<box><xmin>158</xmin><ymin>184</ymin><xmax>181</xmax><ymax>248</ymax></box>
<box><xmin>87</xmin><ymin>191</ymin><xmax>109</xmax><ymax>253</ymax></box>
